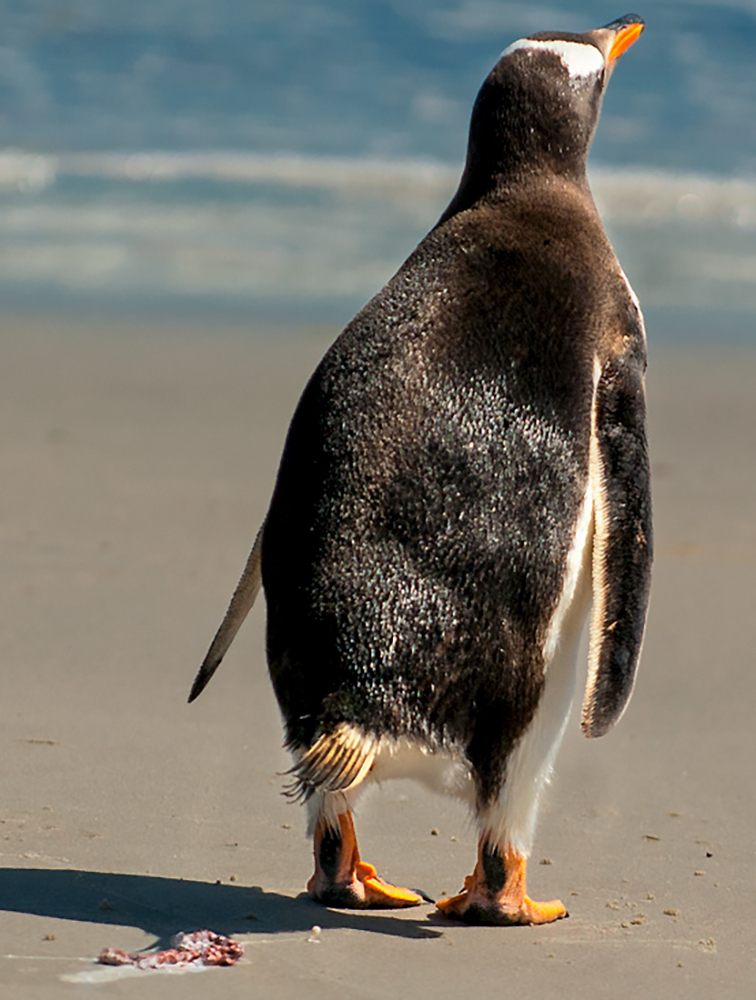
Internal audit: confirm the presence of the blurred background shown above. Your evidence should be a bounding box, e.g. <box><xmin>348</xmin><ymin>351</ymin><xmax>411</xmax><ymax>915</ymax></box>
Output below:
<box><xmin>0</xmin><ymin>0</ymin><xmax>755</xmax><ymax>340</ymax></box>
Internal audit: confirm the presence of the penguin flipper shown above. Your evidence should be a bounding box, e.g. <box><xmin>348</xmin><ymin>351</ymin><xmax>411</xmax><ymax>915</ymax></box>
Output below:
<box><xmin>188</xmin><ymin>524</ymin><xmax>264</xmax><ymax>703</ymax></box>
<box><xmin>582</xmin><ymin>342</ymin><xmax>652</xmax><ymax>737</ymax></box>
<box><xmin>285</xmin><ymin>724</ymin><xmax>378</xmax><ymax>801</ymax></box>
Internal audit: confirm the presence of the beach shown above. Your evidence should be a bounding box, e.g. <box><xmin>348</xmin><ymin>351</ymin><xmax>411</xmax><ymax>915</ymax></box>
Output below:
<box><xmin>1</xmin><ymin>316</ymin><xmax>755</xmax><ymax>997</ymax></box>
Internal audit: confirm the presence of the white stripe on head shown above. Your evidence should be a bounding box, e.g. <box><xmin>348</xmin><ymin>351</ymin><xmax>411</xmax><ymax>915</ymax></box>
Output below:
<box><xmin>501</xmin><ymin>38</ymin><xmax>605</xmax><ymax>79</ymax></box>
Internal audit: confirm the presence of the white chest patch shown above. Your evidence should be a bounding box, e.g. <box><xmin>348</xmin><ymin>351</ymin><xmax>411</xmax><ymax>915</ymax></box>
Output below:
<box><xmin>502</xmin><ymin>38</ymin><xmax>605</xmax><ymax>79</ymax></box>
<box><xmin>479</xmin><ymin>483</ymin><xmax>594</xmax><ymax>856</ymax></box>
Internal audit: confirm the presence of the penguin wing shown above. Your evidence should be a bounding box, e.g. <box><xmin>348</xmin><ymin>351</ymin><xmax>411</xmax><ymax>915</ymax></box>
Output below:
<box><xmin>188</xmin><ymin>524</ymin><xmax>264</xmax><ymax>703</ymax></box>
<box><xmin>582</xmin><ymin>338</ymin><xmax>652</xmax><ymax>737</ymax></box>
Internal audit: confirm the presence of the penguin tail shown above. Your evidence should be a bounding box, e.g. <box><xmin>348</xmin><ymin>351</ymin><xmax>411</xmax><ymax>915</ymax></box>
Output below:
<box><xmin>188</xmin><ymin>524</ymin><xmax>264</xmax><ymax>703</ymax></box>
<box><xmin>284</xmin><ymin>724</ymin><xmax>378</xmax><ymax>801</ymax></box>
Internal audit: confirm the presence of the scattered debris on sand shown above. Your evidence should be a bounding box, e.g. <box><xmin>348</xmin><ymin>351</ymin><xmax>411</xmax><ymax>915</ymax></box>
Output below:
<box><xmin>97</xmin><ymin>931</ymin><xmax>244</xmax><ymax>969</ymax></box>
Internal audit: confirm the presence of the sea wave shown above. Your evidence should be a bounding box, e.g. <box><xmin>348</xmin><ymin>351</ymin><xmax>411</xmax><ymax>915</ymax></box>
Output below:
<box><xmin>1</xmin><ymin>149</ymin><xmax>755</xmax><ymax>321</ymax></box>
<box><xmin>2</xmin><ymin>149</ymin><xmax>756</xmax><ymax>230</ymax></box>
<box><xmin>0</xmin><ymin>150</ymin><xmax>457</xmax><ymax>201</ymax></box>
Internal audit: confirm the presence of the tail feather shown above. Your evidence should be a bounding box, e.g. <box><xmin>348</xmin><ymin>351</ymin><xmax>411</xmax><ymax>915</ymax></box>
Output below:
<box><xmin>285</xmin><ymin>724</ymin><xmax>378</xmax><ymax>801</ymax></box>
<box><xmin>188</xmin><ymin>525</ymin><xmax>264</xmax><ymax>703</ymax></box>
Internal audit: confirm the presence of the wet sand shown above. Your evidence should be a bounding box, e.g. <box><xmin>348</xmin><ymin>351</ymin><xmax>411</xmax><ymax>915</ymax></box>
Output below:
<box><xmin>1</xmin><ymin>317</ymin><xmax>754</xmax><ymax>997</ymax></box>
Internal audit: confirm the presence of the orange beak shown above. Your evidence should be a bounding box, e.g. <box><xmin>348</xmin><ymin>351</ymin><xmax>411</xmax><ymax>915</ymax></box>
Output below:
<box><xmin>608</xmin><ymin>19</ymin><xmax>645</xmax><ymax>63</ymax></box>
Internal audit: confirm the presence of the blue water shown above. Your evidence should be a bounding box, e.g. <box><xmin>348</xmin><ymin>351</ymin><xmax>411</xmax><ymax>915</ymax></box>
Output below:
<box><xmin>1</xmin><ymin>1</ymin><xmax>755</xmax><ymax>335</ymax></box>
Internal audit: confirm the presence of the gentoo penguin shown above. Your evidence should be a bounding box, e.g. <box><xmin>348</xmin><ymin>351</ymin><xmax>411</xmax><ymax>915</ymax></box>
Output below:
<box><xmin>189</xmin><ymin>14</ymin><xmax>651</xmax><ymax>925</ymax></box>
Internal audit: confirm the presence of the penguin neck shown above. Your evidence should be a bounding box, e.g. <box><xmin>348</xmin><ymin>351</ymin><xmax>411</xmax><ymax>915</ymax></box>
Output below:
<box><xmin>438</xmin><ymin>151</ymin><xmax>591</xmax><ymax>226</ymax></box>
<box><xmin>438</xmin><ymin>68</ymin><xmax>601</xmax><ymax>224</ymax></box>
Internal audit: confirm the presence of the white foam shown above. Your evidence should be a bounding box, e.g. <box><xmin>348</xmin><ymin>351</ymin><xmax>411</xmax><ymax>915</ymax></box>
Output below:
<box><xmin>0</xmin><ymin>149</ymin><xmax>457</xmax><ymax>200</ymax></box>
<box><xmin>0</xmin><ymin>152</ymin><xmax>754</xmax><ymax>314</ymax></box>
<box><xmin>502</xmin><ymin>38</ymin><xmax>605</xmax><ymax>79</ymax></box>
<box><xmin>2</xmin><ymin>148</ymin><xmax>755</xmax><ymax>232</ymax></box>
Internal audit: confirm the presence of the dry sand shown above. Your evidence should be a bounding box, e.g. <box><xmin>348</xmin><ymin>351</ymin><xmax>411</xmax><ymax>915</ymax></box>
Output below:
<box><xmin>1</xmin><ymin>317</ymin><xmax>754</xmax><ymax>997</ymax></box>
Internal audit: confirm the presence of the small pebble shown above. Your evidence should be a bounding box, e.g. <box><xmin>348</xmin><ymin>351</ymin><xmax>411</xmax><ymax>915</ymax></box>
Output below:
<box><xmin>229</xmin><ymin>875</ymin><xmax>237</xmax><ymax>882</ymax></box>
<box><xmin>431</xmin><ymin>829</ymin><xmax>439</xmax><ymax>836</ymax></box>
<box><xmin>663</xmin><ymin>908</ymin><xmax>679</xmax><ymax>916</ymax></box>
<box><xmin>694</xmin><ymin>871</ymin><xmax>706</xmax><ymax>877</ymax></box>
<box><xmin>43</xmin><ymin>933</ymin><xmax>56</xmax><ymax>941</ymax></box>
<box><xmin>646</xmin><ymin>892</ymin><xmax>655</xmax><ymax>900</ymax></box>
<box><xmin>539</xmin><ymin>858</ymin><xmax>552</xmax><ymax>866</ymax></box>
<box><xmin>282</xmin><ymin>824</ymin><xmax>292</xmax><ymax>830</ymax></box>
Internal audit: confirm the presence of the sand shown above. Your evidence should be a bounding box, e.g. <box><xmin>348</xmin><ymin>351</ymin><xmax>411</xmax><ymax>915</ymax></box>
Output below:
<box><xmin>1</xmin><ymin>316</ymin><xmax>754</xmax><ymax>997</ymax></box>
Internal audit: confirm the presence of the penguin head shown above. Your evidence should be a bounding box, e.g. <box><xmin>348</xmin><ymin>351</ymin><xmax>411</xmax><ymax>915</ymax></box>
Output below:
<box><xmin>452</xmin><ymin>15</ymin><xmax>644</xmax><ymax>206</ymax></box>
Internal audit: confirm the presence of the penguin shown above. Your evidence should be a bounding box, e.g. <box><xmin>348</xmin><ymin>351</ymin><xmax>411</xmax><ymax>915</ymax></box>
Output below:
<box><xmin>189</xmin><ymin>14</ymin><xmax>651</xmax><ymax>925</ymax></box>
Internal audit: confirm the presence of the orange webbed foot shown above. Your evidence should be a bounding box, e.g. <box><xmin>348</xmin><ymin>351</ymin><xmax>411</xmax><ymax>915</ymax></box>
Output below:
<box><xmin>307</xmin><ymin>812</ymin><xmax>422</xmax><ymax>909</ymax></box>
<box><xmin>354</xmin><ymin>861</ymin><xmax>423</xmax><ymax>908</ymax></box>
<box><xmin>437</xmin><ymin>889</ymin><xmax>566</xmax><ymax>925</ymax></box>
<box><xmin>308</xmin><ymin>860</ymin><xmax>422</xmax><ymax>909</ymax></box>
<box><xmin>436</xmin><ymin>841</ymin><xmax>567</xmax><ymax>926</ymax></box>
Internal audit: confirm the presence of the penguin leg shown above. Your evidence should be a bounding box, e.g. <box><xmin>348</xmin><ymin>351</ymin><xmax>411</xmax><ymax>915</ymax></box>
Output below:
<box><xmin>307</xmin><ymin>806</ymin><xmax>423</xmax><ymax>909</ymax></box>
<box><xmin>438</xmin><ymin>543</ymin><xmax>590</xmax><ymax>926</ymax></box>
<box><xmin>436</xmin><ymin>839</ymin><xmax>566</xmax><ymax>925</ymax></box>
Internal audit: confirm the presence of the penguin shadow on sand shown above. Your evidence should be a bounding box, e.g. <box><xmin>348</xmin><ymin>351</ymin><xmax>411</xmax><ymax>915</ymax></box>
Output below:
<box><xmin>0</xmin><ymin>868</ymin><xmax>442</xmax><ymax>947</ymax></box>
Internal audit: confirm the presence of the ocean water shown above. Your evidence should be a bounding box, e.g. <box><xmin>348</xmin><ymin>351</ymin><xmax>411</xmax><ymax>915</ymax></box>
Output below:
<box><xmin>1</xmin><ymin>0</ymin><xmax>755</xmax><ymax>339</ymax></box>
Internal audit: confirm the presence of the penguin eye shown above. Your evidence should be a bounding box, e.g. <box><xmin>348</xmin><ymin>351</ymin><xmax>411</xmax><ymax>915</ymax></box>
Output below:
<box><xmin>501</xmin><ymin>38</ymin><xmax>605</xmax><ymax>80</ymax></box>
